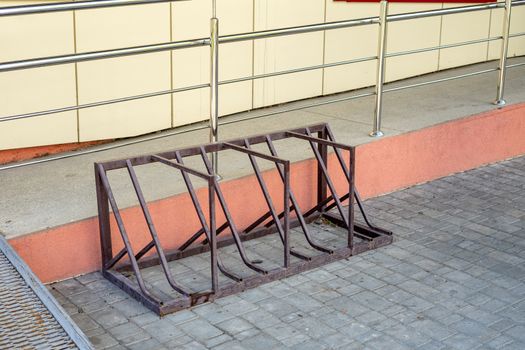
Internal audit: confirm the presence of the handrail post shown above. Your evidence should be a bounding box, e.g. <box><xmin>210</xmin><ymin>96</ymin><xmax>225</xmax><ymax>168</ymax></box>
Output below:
<box><xmin>210</xmin><ymin>14</ymin><xmax>220</xmax><ymax>175</ymax></box>
<box><xmin>370</xmin><ymin>0</ymin><xmax>389</xmax><ymax>138</ymax></box>
<box><xmin>494</xmin><ymin>0</ymin><xmax>512</xmax><ymax>107</ymax></box>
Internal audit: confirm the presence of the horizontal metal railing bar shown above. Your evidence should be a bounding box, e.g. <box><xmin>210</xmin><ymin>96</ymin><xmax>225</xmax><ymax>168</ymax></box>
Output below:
<box><xmin>219</xmin><ymin>17</ymin><xmax>380</xmax><ymax>44</ymax></box>
<box><xmin>383</xmin><ymin>68</ymin><xmax>498</xmax><ymax>93</ymax></box>
<box><xmin>510</xmin><ymin>31</ymin><xmax>525</xmax><ymax>38</ymax></box>
<box><xmin>507</xmin><ymin>61</ymin><xmax>525</xmax><ymax>68</ymax></box>
<box><xmin>0</xmin><ymin>38</ymin><xmax>209</xmax><ymax>73</ymax></box>
<box><xmin>0</xmin><ymin>0</ymin><xmax>187</xmax><ymax>17</ymax></box>
<box><xmin>219</xmin><ymin>55</ymin><xmax>378</xmax><ymax>86</ymax></box>
<box><xmin>386</xmin><ymin>36</ymin><xmax>502</xmax><ymax>58</ymax></box>
<box><xmin>219</xmin><ymin>91</ymin><xmax>376</xmax><ymax>127</ymax></box>
<box><xmin>0</xmin><ymin>83</ymin><xmax>210</xmax><ymax>123</ymax></box>
<box><xmin>388</xmin><ymin>0</ymin><xmax>525</xmax><ymax>22</ymax></box>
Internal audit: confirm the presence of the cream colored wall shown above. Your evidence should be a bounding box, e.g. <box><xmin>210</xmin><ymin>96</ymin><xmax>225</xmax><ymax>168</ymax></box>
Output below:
<box><xmin>0</xmin><ymin>1</ymin><xmax>523</xmax><ymax>150</ymax></box>
<box><xmin>0</xmin><ymin>1</ymin><xmax>77</xmax><ymax>150</ymax></box>
<box><xmin>253</xmin><ymin>0</ymin><xmax>325</xmax><ymax>108</ymax></box>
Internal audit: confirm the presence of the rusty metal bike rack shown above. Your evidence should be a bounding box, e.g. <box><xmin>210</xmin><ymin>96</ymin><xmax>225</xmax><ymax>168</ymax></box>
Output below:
<box><xmin>95</xmin><ymin>123</ymin><xmax>392</xmax><ymax>315</ymax></box>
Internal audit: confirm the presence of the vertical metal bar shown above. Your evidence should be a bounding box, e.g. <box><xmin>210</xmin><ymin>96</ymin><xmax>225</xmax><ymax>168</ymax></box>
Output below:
<box><xmin>96</xmin><ymin>164</ymin><xmax>160</xmax><ymax>303</ymax></box>
<box><xmin>283</xmin><ymin>161</ymin><xmax>291</xmax><ymax>268</ymax></box>
<box><xmin>317</xmin><ymin>128</ymin><xmax>328</xmax><ymax>213</ymax></box>
<box><xmin>265</xmin><ymin>136</ymin><xmax>333</xmax><ymax>254</ymax></box>
<box><xmin>210</xmin><ymin>16</ymin><xmax>220</xmax><ymax>174</ymax></box>
<box><xmin>126</xmin><ymin>160</ymin><xmax>189</xmax><ymax>296</ymax></box>
<box><xmin>199</xmin><ymin>147</ymin><xmax>268</xmax><ymax>274</ymax></box>
<box><xmin>209</xmin><ymin>176</ymin><xmax>219</xmax><ymax>292</ymax></box>
<box><xmin>370</xmin><ymin>0</ymin><xmax>389</xmax><ymax>138</ymax></box>
<box><xmin>325</xmin><ymin>126</ymin><xmax>377</xmax><ymax>230</ymax></box>
<box><xmin>173</xmin><ymin>152</ymin><xmax>242</xmax><ymax>282</ymax></box>
<box><xmin>95</xmin><ymin>164</ymin><xmax>113</xmax><ymax>270</ymax></box>
<box><xmin>494</xmin><ymin>0</ymin><xmax>512</xmax><ymax>107</ymax></box>
<box><xmin>348</xmin><ymin>148</ymin><xmax>356</xmax><ymax>250</ymax></box>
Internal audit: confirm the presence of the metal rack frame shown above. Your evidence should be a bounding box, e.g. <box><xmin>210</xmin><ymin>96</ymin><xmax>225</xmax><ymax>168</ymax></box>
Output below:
<box><xmin>95</xmin><ymin>123</ymin><xmax>392</xmax><ymax>315</ymax></box>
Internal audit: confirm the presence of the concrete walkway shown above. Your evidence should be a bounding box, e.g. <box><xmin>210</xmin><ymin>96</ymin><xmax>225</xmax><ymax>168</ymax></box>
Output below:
<box><xmin>1</xmin><ymin>58</ymin><xmax>525</xmax><ymax>238</ymax></box>
<box><xmin>49</xmin><ymin>155</ymin><xmax>525</xmax><ymax>349</ymax></box>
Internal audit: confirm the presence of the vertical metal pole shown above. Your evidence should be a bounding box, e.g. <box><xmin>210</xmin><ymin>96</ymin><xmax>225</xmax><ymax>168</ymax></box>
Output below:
<box><xmin>494</xmin><ymin>0</ymin><xmax>512</xmax><ymax>107</ymax></box>
<box><xmin>283</xmin><ymin>162</ymin><xmax>291</xmax><ymax>268</ymax></box>
<box><xmin>209</xmin><ymin>177</ymin><xmax>219</xmax><ymax>293</ymax></box>
<box><xmin>348</xmin><ymin>148</ymin><xmax>355</xmax><ymax>250</ymax></box>
<box><xmin>370</xmin><ymin>0</ymin><xmax>388</xmax><ymax>138</ymax></box>
<box><xmin>95</xmin><ymin>163</ymin><xmax>112</xmax><ymax>270</ymax></box>
<box><xmin>210</xmin><ymin>13</ymin><xmax>220</xmax><ymax>175</ymax></box>
<box><xmin>317</xmin><ymin>128</ymin><xmax>328</xmax><ymax>213</ymax></box>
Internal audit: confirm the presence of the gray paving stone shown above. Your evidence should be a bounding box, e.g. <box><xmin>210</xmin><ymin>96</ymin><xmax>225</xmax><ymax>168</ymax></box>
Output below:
<box><xmin>216</xmin><ymin>317</ymin><xmax>253</xmax><ymax>335</ymax></box>
<box><xmin>142</xmin><ymin>319</ymin><xmax>185</xmax><ymax>343</ymax></box>
<box><xmin>204</xmin><ymin>334</ymin><xmax>233</xmax><ymax>348</ymax></box>
<box><xmin>178</xmin><ymin>318</ymin><xmax>224</xmax><ymax>342</ymax></box>
<box><xmin>90</xmin><ymin>308</ymin><xmax>129</xmax><ymax>329</ymax></box>
<box><xmin>127</xmin><ymin>338</ymin><xmax>167</xmax><ymax>350</ymax></box>
<box><xmin>240</xmin><ymin>333</ymin><xmax>283</xmax><ymax>350</ymax></box>
<box><xmin>107</xmin><ymin>322</ymin><xmax>150</xmax><ymax>345</ymax></box>
<box><xmin>87</xmin><ymin>332</ymin><xmax>119</xmax><ymax>349</ymax></box>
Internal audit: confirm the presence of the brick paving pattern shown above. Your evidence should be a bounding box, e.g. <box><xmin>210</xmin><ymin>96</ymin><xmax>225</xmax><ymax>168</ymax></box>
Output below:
<box><xmin>49</xmin><ymin>155</ymin><xmax>525</xmax><ymax>349</ymax></box>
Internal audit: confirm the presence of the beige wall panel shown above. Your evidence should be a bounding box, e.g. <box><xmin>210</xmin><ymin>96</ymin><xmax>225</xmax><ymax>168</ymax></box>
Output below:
<box><xmin>0</xmin><ymin>1</ymin><xmax>74</xmax><ymax>61</ymax></box>
<box><xmin>172</xmin><ymin>46</ymin><xmax>208</xmax><ymax>126</ymax></box>
<box><xmin>77</xmin><ymin>53</ymin><xmax>172</xmax><ymax>141</ymax></box>
<box><xmin>487</xmin><ymin>6</ymin><xmax>525</xmax><ymax>60</ymax></box>
<box><xmin>0</xmin><ymin>1</ymin><xmax>77</xmax><ymax>149</ymax></box>
<box><xmin>323</xmin><ymin>3</ymin><xmax>378</xmax><ymax>94</ymax></box>
<box><xmin>439</xmin><ymin>3</ymin><xmax>491</xmax><ymax>70</ymax></box>
<box><xmin>79</xmin><ymin>96</ymin><xmax>171</xmax><ymax>141</ymax></box>
<box><xmin>219</xmin><ymin>42</ymin><xmax>253</xmax><ymax>116</ymax></box>
<box><xmin>75</xmin><ymin>3</ymin><xmax>170</xmax><ymax>52</ymax></box>
<box><xmin>172</xmin><ymin>0</ymin><xmax>253</xmax><ymax>124</ymax></box>
<box><xmin>0</xmin><ymin>66</ymin><xmax>78</xmax><ymax>149</ymax></box>
<box><xmin>253</xmin><ymin>0</ymin><xmax>325</xmax><ymax>108</ymax></box>
<box><xmin>75</xmin><ymin>4</ymin><xmax>171</xmax><ymax>141</ymax></box>
<box><xmin>173</xmin><ymin>89</ymin><xmax>209</xmax><ymax>127</ymax></box>
<box><xmin>385</xmin><ymin>3</ymin><xmax>442</xmax><ymax>83</ymax></box>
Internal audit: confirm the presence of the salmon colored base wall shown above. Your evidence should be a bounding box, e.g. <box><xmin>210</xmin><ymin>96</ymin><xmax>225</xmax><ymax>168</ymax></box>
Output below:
<box><xmin>9</xmin><ymin>103</ymin><xmax>525</xmax><ymax>283</ymax></box>
<box><xmin>0</xmin><ymin>140</ymin><xmax>111</xmax><ymax>165</ymax></box>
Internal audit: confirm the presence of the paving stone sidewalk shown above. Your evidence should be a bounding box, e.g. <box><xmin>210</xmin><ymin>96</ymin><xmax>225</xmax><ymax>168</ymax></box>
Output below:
<box><xmin>49</xmin><ymin>155</ymin><xmax>525</xmax><ymax>349</ymax></box>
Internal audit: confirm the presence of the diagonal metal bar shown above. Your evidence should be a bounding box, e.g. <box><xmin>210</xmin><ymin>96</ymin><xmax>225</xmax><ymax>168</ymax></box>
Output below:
<box><xmin>153</xmin><ymin>152</ymin><xmax>242</xmax><ymax>282</ymax></box>
<box><xmin>126</xmin><ymin>160</ymin><xmax>190</xmax><ymax>296</ymax></box>
<box><xmin>199</xmin><ymin>146</ymin><xmax>269</xmax><ymax>274</ymax></box>
<box><xmin>173</xmin><ymin>152</ymin><xmax>242</xmax><ymax>283</ymax></box>
<box><xmin>237</xmin><ymin>140</ymin><xmax>309</xmax><ymax>262</ymax></box>
<box><xmin>265</xmin><ymin>136</ymin><xmax>334</xmax><ymax>254</ymax></box>
<box><xmin>96</xmin><ymin>164</ymin><xmax>160</xmax><ymax>303</ymax></box>
<box><xmin>324</xmin><ymin>126</ymin><xmax>379</xmax><ymax>230</ymax></box>
<box><xmin>105</xmin><ymin>247</ymin><xmax>127</xmax><ymax>270</ymax></box>
<box><xmin>286</xmin><ymin>131</ymin><xmax>350</xmax><ymax>228</ymax></box>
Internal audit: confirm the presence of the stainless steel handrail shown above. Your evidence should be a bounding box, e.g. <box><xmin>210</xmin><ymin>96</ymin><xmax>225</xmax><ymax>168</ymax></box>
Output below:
<box><xmin>0</xmin><ymin>84</ymin><xmax>209</xmax><ymax>123</ymax></box>
<box><xmin>0</xmin><ymin>0</ymin><xmax>187</xmax><ymax>17</ymax></box>
<box><xmin>0</xmin><ymin>38</ymin><xmax>209</xmax><ymax>73</ymax></box>
<box><xmin>0</xmin><ymin>0</ymin><xmax>524</xmax><ymax>170</ymax></box>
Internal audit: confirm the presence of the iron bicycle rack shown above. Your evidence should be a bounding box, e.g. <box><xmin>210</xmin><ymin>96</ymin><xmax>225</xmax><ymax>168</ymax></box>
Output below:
<box><xmin>94</xmin><ymin>123</ymin><xmax>392</xmax><ymax>315</ymax></box>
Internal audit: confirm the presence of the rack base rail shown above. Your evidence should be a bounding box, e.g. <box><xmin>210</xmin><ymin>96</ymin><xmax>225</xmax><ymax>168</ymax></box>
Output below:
<box><xmin>95</xmin><ymin>123</ymin><xmax>392</xmax><ymax>315</ymax></box>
